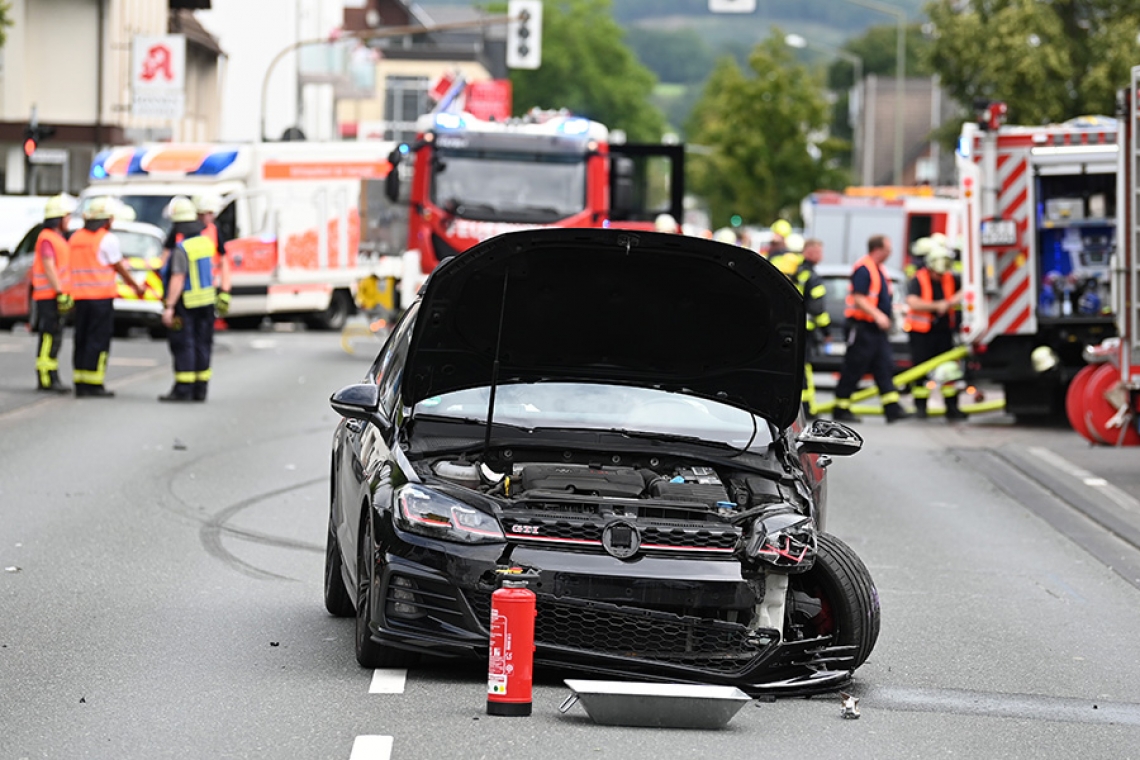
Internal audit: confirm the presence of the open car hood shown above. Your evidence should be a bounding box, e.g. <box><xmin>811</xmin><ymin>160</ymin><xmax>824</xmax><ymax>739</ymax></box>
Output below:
<box><xmin>402</xmin><ymin>228</ymin><xmax>805</xmax><ymax>428</ymax></box>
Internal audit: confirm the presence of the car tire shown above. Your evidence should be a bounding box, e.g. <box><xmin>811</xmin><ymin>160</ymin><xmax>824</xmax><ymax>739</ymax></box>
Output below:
<box><xmin>355</xmin><ymin>508</ymin><xmax>415</xmax><ymax>668</ymax></box>
<box><xmin>788</xmin><ymin>532</ymin><xmax>880</xmax><ymax>669</ymax></box>
<box><xmin>324</xmin><ymin>521</ymin><xmax>354</xmax><ymax>617</ymax></box>
<box><xmin>306</xmin><ymin>289</ymin><xmax>353</xmax><ymax>331</ymax></box>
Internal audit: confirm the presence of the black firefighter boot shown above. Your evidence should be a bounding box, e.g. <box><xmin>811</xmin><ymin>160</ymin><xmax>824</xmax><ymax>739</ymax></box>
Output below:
<box><xmin>914</xmin><ymin>396</ymin><xmax>928</xmax><ymax>419</ymax></box>
<box><xmin>159</xmin><ymin>382</ymin><xmax>195</xmax><ymax>403</ymax></box>
<box><xmin>192</xmin><ymin>381</ymin><xmax>208</xmax><ymax>402</ymax></box>
<box><xmin>884</xmin><ymin>402</ymin><xmax>913</xmax><ymax>423</ymax></box>
<box><xmin>945</xmin><ymin>394</ymin><xmax>968</xmax><ymax>421</ymax></box>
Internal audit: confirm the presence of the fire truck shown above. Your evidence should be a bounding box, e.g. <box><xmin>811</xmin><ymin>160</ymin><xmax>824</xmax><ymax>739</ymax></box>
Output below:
<box><xmin>801</xmin><ymin>186</ymin><xmax>964</xmax><ymax>269</ymax></box>
<box><xmin>957</xmin><ymin>105</ymin><xmax>1118</xmax><ymax>417</ymax></box>
<box><xmin>1065</xmin><ymin>66</ymin><xmax>1140</xmax><ymax>445</ymax></box>
<box><xmin>383</xmin><ymin>108</ymin><xmax>684</xmax><ymax>305</ymax></box>
<box><xmin>83</xmin><ymin>139</ymin><xmax>396</xmax><ymax>330</ymax></box>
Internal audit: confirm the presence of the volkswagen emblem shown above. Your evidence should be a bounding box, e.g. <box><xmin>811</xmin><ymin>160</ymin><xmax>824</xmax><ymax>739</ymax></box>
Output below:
<box><xmin>601</xmin><ymin>521</ymin><xmax>641</xmax><ymax>560</ymax></box>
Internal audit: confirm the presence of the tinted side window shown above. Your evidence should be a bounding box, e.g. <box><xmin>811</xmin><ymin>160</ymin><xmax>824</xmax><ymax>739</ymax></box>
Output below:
<box><xmin>16</xmin><ymin>225</ymin><xmax>43</xmax><ymax>255</ymax></box>
<box><xmin>374</xmin><ymin>303</ymin><xmax>418</xmax><ymax>416</ymax></box>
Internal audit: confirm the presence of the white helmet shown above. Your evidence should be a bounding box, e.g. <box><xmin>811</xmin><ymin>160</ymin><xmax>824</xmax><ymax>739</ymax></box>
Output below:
<box><xmin>931</xmin><ymin>361</ymin><xmax>964</xmax><ymax>384</ymax></box>
<box><xmin>1031</xmin><ymin>346</ymin><xmax>1059</xmax><ymax>373</ymax></box>
<box><xmin>927</xmin><ymin>245</ymin><xmax>953</xmax><ymax>274</ymax></box>
<box><xmin>193</xmin><ymin>194</ymin><xmax>222</xmax><ymax>215</ymax></box>
<box><xmin>712</xmin><ymin>227</ymin><xmax>737</xmax><ymax>245</ymax></box>
<box><xmin>654</xmin><ymin>213</ymin><xmax>678</xmax><ymax>233</ymax></box>
<box><xmin>167</xmin><ymin>196</ymin><xmax>198</xmax><ymax>223</ymax></box>
<box><xmin>43</xmin><ymin>194</ymin><xmax>75</xmax><ymax>221</ymax></box>
<box><xmin>113</xmin><ymin>200</ymin><xmax>137</xmax><ymax>222</ymax></box>
<box><xmin>83</xmin><ymin>196</ymin><xmax>116</xmax><ymax>221</ymax></box>
<box><xmin>910</xmin><ymin>237</ymin><xmax>935</xmax><ymax>258</ymax></box>
<box><xmin>784</xmin><ymin>233</ymin><xmax>805</xmax><ymax>254</ymax></box>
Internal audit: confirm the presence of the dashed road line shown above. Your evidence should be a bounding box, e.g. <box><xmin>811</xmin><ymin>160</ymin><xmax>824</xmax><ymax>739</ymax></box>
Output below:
<box><xmin>369</xmin><ymin>669</ymin><xmax>407</xmax><ymax>694</ymax></box>
<box><xmin>349</xmin><ymin>735</ymin><xmax>393</xmax><ymax>760</ymax></box>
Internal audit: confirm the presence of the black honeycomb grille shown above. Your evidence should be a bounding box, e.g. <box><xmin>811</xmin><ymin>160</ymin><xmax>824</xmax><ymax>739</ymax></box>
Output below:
<box><xmin>640</xmin><ymin>527</ymin><xmax>738</xmax><ymax>550</ymax></box>
<box><xmin>466</xmin><ymin>593</ymin><xmax>765</xmax><ymax>674</ymax></box>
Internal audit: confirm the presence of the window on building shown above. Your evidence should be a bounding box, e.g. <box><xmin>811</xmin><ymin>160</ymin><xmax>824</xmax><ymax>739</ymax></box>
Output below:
<box><xmin>383</xmin><ymin>75</ymin><xmax>430</xmax><ymax>143</ymax></box>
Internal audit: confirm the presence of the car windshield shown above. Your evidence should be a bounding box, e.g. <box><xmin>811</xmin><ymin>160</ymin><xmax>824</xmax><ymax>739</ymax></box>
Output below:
<box><xmin>116</xmin><ymin>230</ymin><xmax>163</xmax><ymax>259</ymax></box>
<box><xmin>429</xmin><ymin>149</ymin><xmax>587</xmax><ymax>223</ymax></box>
<box><xmin>412</xmin><ymin>382</ymin><xmax>773</xmax><ymax>452</ymax></box>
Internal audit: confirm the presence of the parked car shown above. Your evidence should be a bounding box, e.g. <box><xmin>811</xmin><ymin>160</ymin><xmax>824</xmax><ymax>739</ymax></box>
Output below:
<box><xmin>0</xmin><ymin>220</ymin><xmax>165</xmax><ymax>335</ymax></box>
<box><xmin>325</xmin><ymin>228</ymin><xmax>880</xmax><ymax>696</ymax></box>
<box><xmin>807</xmin><ymin>262</ymin><xmax>912</xmax><ymax>374</ymax></box>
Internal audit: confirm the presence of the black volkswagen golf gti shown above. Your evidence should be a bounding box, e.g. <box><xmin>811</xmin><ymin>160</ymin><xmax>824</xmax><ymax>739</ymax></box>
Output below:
<box><xmin>326</xmin><ymin>228</ymin><xmax>879</xmax><ymax>696</ymax></box>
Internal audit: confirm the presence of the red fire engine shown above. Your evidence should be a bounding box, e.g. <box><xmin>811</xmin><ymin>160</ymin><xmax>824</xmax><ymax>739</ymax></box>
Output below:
<box><xmin>383</xmin><ymin>108</ymin><xmax>684</xmax><ymax>295</ymax></box>
<box><xmin>957</xmin><ymin>103</ymin><xmax>1118</xmax><ymax>418</ymax></box>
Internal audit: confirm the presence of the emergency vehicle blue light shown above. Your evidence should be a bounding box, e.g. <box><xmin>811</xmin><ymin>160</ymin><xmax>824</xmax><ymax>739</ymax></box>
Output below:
<box><xmin>559</xmin><ymin>118</ymin><xmax>590</xmax><ymax>136</ymax></box>
<box><xmin>398</xmin><ymin>143</ymin><xmax>410</xmax><ymax>154</ymax></box>
<box><xmin>189</xmin><ymin>150</ymin><xmax>239</xmax><ymax>176</ymax></box>
<box><xmin>957</xmin><ymin>136</ymin><xmax>971</xmax><ymax>158</ymax></box>
<box><xmin>127</xmin><ymin>152</ymin><xmax>148</xmax><ymax>175</ymax></box>
<box><xmin>90</xmin><ymin>150</ymin><xmax>112</xmax><ymax>179</ymax></box>
<box><xmin>434</xmin><ymin>113</ymin><xmax>466</xmax><ymax>130</ymax></box>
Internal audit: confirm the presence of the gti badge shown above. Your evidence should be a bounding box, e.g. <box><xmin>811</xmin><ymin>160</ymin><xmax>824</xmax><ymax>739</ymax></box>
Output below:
<box><xmin>601</xmin><ymin>521</ymin><xmax>641</xmax><ymax>559</ymax></box>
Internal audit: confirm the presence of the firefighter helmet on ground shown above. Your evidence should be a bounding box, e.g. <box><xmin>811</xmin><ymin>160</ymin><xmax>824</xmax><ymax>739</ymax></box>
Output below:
<box><xmin>931</xmin><ymin>361</ymin><xmax>964</xmax><ymax>384</ymax></box>
<box><xmin>1031</xmin><ymin>345</ymin><xmax>1059</xmax><ymax>373</ymax></box>
<box><xmin>168</xmin><ymin>196</ymin><xmax>198</xmax><ymax>223</ymax></box>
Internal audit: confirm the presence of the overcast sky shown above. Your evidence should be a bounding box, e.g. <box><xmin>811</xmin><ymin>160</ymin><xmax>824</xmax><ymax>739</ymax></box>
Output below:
<box><xmin>198</xmin><ymin>0</ymin><xmax>351</xmax><ymax>142</ymax></box>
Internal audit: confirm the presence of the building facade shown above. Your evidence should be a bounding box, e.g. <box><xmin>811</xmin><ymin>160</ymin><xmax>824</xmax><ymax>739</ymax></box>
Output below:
<box><xmin>0</xmin><ymin>0</ymin><xmax>223</xmax><ymax>195</ymax></box>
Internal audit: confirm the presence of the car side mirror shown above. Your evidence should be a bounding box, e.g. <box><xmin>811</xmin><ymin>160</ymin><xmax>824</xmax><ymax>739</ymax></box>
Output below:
<box><xmin>796</xmin><ymin>419</ymin><xmax>863</xmax><ymax>456</ymax></box>
<box><xmin>330</xmin><ymin>383</ymin><xmax>390</xmax><ymax>427</ymax></box>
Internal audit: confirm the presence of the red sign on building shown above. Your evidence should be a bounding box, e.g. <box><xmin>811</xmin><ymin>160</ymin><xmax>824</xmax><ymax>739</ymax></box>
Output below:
<box><xmin>465</xmin><ymin>80</ymin><xmax>513</xmax><ymax>121</ymax></box>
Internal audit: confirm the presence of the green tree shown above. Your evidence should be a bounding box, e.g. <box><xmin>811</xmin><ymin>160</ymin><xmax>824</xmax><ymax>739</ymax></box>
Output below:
<box><xmin>925</xmin><ymin>0</ymin><xmax>1140</xmax><ymax>125</ymax></box>
<box><xmin>686</xmin><ymin>32</ymin><xmax>848</xmax><ymax>229</ymax></box>
<box><xmin>0</xmin><ymin>1</ymin><xmax>11</xmax><ymax>48</ymax></box>
<box><xmin>493</xmin><ymin>0</ymin><xmax>665</xmax><ymax>141</ymax></box>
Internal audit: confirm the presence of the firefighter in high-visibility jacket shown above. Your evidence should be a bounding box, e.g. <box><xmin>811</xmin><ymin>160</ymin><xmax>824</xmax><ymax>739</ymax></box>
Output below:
<box><xmin>31</xmin><ymin>195</ymin><xmax>74</xmax><ymax>393</ymax></box>
<box><xmin>904</xmin><ymin>243</ymin><xmax>966</xmax><ymax>420</ymax></box>
<box><xmin>834</xmin><ymin>234</ymin><xmax>910</xmax><ymax>423</ymax></box>
<box><xmin>159</xmin><ymin>197</ymin><xmax>219</xmax><ymax>402</ymax></box>
<box><xmin>70</xmin><ymin>197</ymin><xmax>146</xmax><ymax>398</ymax></box>
<box><xmin>192</xmin><ymin>194</ymin><xmax>232</xmax><ymax>317</ymax></box>
<box><xmin>772</xmin><ymin>235</ymin><xmax>831</xmax><ymax>417</ymax></box>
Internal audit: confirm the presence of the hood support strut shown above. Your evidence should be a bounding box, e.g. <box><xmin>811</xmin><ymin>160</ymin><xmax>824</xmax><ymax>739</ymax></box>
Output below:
<box><xmin>482</xmin><ymin>268</ymin><xmax>510</xmax><ymax>461</ymax></box>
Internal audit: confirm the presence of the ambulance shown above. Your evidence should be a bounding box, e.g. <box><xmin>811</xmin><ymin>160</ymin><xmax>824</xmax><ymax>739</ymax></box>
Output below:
<box><xmin>82</xmin><ymin>139</ymin><xmax>397</xmax><ymax>329</ymax></box>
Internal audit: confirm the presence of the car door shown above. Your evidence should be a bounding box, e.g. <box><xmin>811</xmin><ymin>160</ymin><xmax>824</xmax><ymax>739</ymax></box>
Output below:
<box><xmin>0</xmin><ymin>225</ymin><xmax>42</xmax><ymax>319</ymax></box>
<box><xmin>337</xmin><ymin>303</ymin><xmax>417</xmax><ymax>584</ymax></box>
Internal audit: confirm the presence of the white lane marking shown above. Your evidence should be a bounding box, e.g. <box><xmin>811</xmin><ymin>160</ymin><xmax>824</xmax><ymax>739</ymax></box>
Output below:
<box><xmin>349</xmin><ymin>735</ymin><xmax>393</xmax><ymax>760</ymax></box>
<box><xmin>0</xmin><ymin>344</ymin><xmax>26</xmax><ymax>352</ymax></box>
<box><xmin>1028</xmin><ymin>447</ymin><xmax>1140</xmax><ymax>514</ymax></box>
<box><xmin>369</xmin><ymin>669</ymin><xmax>407</xmax><ymax>694</ymax></box>
<box><xmin>250</xmin><ymin>339</ymin><xmax>277</xmax><ymax>350</ymax></box>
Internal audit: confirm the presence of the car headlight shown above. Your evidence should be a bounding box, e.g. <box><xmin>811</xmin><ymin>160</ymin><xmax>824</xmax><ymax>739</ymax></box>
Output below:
<box><xmin>395</xmin><ymin>484</ymin><xmax>505</xmax><ymax>544</ymax></box>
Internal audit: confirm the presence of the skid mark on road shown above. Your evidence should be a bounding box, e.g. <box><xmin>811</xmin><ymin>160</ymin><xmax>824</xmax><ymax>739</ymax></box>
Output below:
<box><xmin>369</xmin><ymin>669</ymin><xmax>407</xmax><ymax>694</ymax></box>
<box><xmin>349</xmin><ymin>735</ymin><xmax>393</xmax><ymax>760</ymax></box>
<box><xmin>199</xmin><ymin>476</ymin><xmax>324</xmax><ymax>581</ymax></box>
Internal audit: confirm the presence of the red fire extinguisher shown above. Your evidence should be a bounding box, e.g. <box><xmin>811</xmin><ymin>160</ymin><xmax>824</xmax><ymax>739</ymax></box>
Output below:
<box><xmin>486</xmin><ymin>579</ymin><xmax>537</xmax><ymax>716</ymax></box>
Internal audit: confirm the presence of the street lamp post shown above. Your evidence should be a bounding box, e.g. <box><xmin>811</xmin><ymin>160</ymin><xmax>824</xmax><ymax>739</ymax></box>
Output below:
<box><xmin>842</xmin><ymin>0</ymin><xmax>906</xmax><ymax>185</ymax></box>
<box><xmin>785</xmin><ymin>34</ymin><xmax>864</xmax><ymax>177</ymax></box>
<box><xmin>259</xmin><ymin>16</ymin><xmax>513</xmax><ymax>143</ymax></box>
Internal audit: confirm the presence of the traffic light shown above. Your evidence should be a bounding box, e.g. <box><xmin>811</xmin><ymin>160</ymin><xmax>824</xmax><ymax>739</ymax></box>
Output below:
<box><xmin>730</xmin><ymin>214</ymin><xmax>743</xmax><ymax>227</ymax></box>
<box><xmin>22</xmin><ymin>123</ymin><xmax>56</xmax><ymax>158</ymax></box>
<box><xmin>507</xmin><ymin>0</ymin><xmax>543</xmax><ymax>70</ymax></box>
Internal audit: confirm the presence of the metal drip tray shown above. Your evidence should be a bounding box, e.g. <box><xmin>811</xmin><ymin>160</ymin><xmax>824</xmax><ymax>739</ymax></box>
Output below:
<box><xmin>559</xmin><ymin>680</ymin><xmax>752</xmax><ymax>729</ymax></box>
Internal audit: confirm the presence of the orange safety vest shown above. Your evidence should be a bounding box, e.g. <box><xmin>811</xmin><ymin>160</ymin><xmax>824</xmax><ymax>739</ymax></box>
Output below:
<box><xmin>904</xmin><ymin>268</ymin><xmax>957</xmax><ymax>333</ymax></box>
<box><xmin>31</xmin><ymin>228</ymin><xmax>72</xmax><ymax>301</ymax></box>
<box><xmin>69</xmin><ymin>228</ymin><xmax>118</xmax><ymax>301</ymax></box>
<box><xmin>844</xmin><ymin>255</ymin><xmax>891</xmax><ymax>323</ymax></box>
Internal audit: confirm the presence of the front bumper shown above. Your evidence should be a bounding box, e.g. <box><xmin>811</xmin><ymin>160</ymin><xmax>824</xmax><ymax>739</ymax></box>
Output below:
<box><xmin>367</xmin><ymin>520</ymin><xmax>855</xmax><ymax>696</ymax></box>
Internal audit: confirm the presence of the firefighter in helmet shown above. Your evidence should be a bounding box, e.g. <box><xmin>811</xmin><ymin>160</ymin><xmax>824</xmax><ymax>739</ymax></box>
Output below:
<box><xmin>31</xmin><ymin>195</ymin><xmax>74</xmax><ymax>392</ymax></box>
<box><xmin>159</xmin><ymin>196</ymin><xmax>219</xmax><ymax>402</ymax></box>
<box><xmin>767</xmin><ymin>218</ymin><xmax>793</xmax><ymax>259</ymax></box>
<box><xmin>904</xmin><ymin>242</ymin><xmax>966</xmax><ymax>420</ymax></box>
